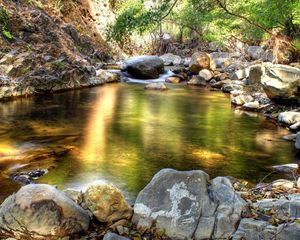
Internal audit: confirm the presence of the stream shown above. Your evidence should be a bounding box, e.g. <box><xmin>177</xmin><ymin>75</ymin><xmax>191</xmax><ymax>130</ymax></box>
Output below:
<box><xmin>0</xmin><ymin>83</ymin><xmax>296</xmax><ymax>201</ymax></box>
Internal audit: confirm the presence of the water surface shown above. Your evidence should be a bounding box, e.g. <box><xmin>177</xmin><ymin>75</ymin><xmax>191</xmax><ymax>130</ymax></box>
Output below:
<box><xmin>0</xmin><ymin>83</ymin><xmax>296</xmax><ymax>201</ymax></box>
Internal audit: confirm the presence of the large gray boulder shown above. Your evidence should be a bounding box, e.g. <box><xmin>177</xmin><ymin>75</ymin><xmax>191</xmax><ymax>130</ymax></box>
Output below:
<box><xmin>133</xmin><ymin>169</ymin><xmax>247</xmax><ymax>240</ymax></box>
<box><xmin>233</xmin><ymin>218</ymin><xmax>300</xmax><ymax>240</ymax></box>
<box><xmin>121</xmin><ymin>56</ymin><xmax>164</xmax><ymax>79</ymax></box>
<box><xmin>261</xmin><ymin>64</ymin><xmax>300</xmax><ymax>101</ymax></box>
<box><xmin>0</xmin><ymin>184</ymin><xmax>90</xmax><ymax>239</ymax></box>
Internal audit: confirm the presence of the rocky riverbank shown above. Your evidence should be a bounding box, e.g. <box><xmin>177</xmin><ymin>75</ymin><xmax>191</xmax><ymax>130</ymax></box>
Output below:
<box><xmin>1</xmin><ymin>167</ymin><xmax>300</xmax><ymax>240</ymax></box>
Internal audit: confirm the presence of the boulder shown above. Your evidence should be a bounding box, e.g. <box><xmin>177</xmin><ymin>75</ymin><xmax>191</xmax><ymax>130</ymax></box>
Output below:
<box><xmin>121</xmin><ymin>56</ymin><xmax>164</xmax><ymax>79</ymax></box>
<box><xmin>261</xmin><ymin>64</ymin><xmax>300</xmax><ymax>101</ymax></box>
<box><xmin>144</xmin><ymin>83</ymin><xmax>168</xmax><ymax>91</ymax></box>
<box><xmin>187</xmin><ymin>76</ymin><xmax>206</xmax><ymax>86</ymax></box>
<box><xmin>96</xmin><ymin>69</ymin><xmax>120</xmax><ymax>83</ymax></box>
<box><xmin>246</xmin><ymin>46</ymin><xmax>264</xmax><ymax>60</ymax></box>
<box><xmin>249</xmin><ymin>64</ymin><xmax>263</xmax><ymax>84</ymax></box>
<box><xmin>199</xmin><ymin>69</ymin><xmax>214</xmax><ymax>81</ymax></box>
<box><xmin>0</xmin><ymin>184</ymin><xmax>90</xmax><ymax>239</ymax></box>
<box><xmin>160</xmin><ymin>53</ymin><xmax>182</xmax><ymax>66</ymax></box>
<box><xmin>83</xmin><ymin>181</ymin><xmax>132</xmax><ymax>223</ymax></box>
<box><xmin>189</xmin><ymin>52</ymin><xmax>210</xmax><ymax>74</ymax></box>
<box><xmin>133</xmin><ymin>169</ymin><xmax>247</xmax><ymax>240</ymax></box>
<box><xmin>278</xmin><ymin>111</ymin><xmax>300</xmax><ymax>125</ymax></box>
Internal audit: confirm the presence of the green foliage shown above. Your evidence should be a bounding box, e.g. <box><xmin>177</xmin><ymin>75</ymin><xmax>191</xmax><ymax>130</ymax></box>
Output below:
<box><xmin>106</xmin><ymin>0</ymin><xmax>176</xmax><ymax>44</ymax></box>
<box><xmin>54</xmin><ymin>0</ymin><xmax>64</xmax><ymax>13</ymax></box>
<box><xmin>53</xmin><ymin>60</ymin><xmax>65</xmax><ymax>70</ymax></box>
<box><xmin>107</xmin><ymin>0</ymin><xmax>300</xmax><ymax>47</ymax></box>
<box><xmin>0</xmin><ymin>6</ymin><xmax>13</xmax><ymax>40</ymax></box>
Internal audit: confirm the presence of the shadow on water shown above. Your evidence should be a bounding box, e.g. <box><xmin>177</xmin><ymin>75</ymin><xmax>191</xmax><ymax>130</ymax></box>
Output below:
<box><xmin>0</xmin><ymin>83</ymin><xmax>296</xmax><ymax>201</ymax></box>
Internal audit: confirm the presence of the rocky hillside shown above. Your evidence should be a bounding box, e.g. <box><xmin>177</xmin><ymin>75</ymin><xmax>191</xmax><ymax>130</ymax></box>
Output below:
<box><xmin>0</xmin><ymin>0</ymin><xmax>118</xmax><ymax>100</ymax></box>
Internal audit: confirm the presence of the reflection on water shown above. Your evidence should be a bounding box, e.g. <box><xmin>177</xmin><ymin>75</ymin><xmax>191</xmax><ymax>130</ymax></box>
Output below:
<box><xmin>0</xmin><ymin>83</ymin><xmax>296</xmax><ymax>201</ymax></box>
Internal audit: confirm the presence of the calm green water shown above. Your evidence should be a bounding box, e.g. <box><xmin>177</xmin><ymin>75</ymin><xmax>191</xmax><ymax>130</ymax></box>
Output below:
<box><xmin>0</xmin><ymin>83</ymin><xmax>296</xmax><ymax>201</ymax></box>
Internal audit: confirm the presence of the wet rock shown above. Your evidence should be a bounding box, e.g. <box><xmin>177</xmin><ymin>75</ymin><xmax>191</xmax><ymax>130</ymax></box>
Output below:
<box><xmin>133</xmin><ymin>169</ymin><xmax>247</xmax><ymax>240</ymax></box>
<box><xmin>121</xmin><ymin>56</ymin><xmax>164</xmax><ymax>79</ymax></box>
<box><xmin>10</xmin><ymin>169</ymin><xmax>48</xmax><ymax>185</ymax></box>
<box><xmin>187</xmin><ymin>75</ymin><xmax>206</xmax><ymax>86</ymax></box>
<box><xmin>144</xmin><ymin>83</ymin><xmax>168</xmax><ymax>91</ymax></box>
<box><xmin>103</xmin><ymin>232</ymin><xmax>130</xmax><ymax>240</ymax></box>
<box><xmin>96</xmin><ymin>69</ymin><xmax>120</xmax><ymax>83</ymax></box>
<box><xmin>278</xmin><ymin>112</ymin><xmax>300</xmax><ymax>125</ymax></box>
<box><xmin>261</xmin><ymin>64</ymin><xmax>300</xmax><ymax>101</ymax></box>
<box><xmin>189</xmin><ymin>52</ymin><xmax>210</xmax><ymax>74</ymax></box>
<box><xmin>0</xmin><ymin>184</ymin><xmax>90</xmax><ymax>239</ymax></box>
<box><xmin>160</xmin><ymin>53</ymin><xmax>182</xmax><ymax>66</ymax></box>
<box><xmin>83</xmin><ymin>181</ymin><xmax>132</xmax><ymax>223</ymax></box>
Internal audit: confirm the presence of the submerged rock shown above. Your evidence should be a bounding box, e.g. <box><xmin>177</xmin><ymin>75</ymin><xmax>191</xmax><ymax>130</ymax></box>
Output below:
<box><xmin>121</xmin><ymin>56</ymin><xmax>164</xmax><ymax>79</ymax></box>
<box><xmin>144</xmin><ymin>83</ymin><xmax>168</xmax><ymax>91</ymax></box>
<box><xmin>133</xmin><ymin>169</ymin><xmax>247</xmax><ymax>240</ymax></box>
<box><xmin>83</xmin><ymin>181</ymin><xmax>132</xmax><ymax>223</ymax></box>
<box><xmin>0</xmin><ymin>184</ymin><xmax>90</xmax><ymax>239</ymax></box>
